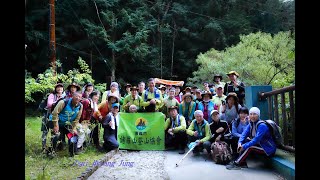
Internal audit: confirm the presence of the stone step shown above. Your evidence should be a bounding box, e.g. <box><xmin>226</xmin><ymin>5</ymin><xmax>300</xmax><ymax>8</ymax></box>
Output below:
<box><xmin>270</xmin><ymin>149</ymin><xmax>295</xmax><ymax>180</ymax></box>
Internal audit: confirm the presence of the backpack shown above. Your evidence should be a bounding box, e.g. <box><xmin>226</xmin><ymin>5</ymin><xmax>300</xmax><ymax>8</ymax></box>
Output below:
<box><xmin>257</xmin><ymin>120</ymin><xmax>284</xmax><ymax>147</ymax></box>
<box><xmin>210</xmin><ymin>141</ymin><xmax>232</xmax><ymax>165</ymax></box>
<box><xmin>51</xmin><ymin>98</ymin><xmax>69</xmax><ymax>112</ymax></box>
<box><xmin>38</xmin><ymin>93</ymin><xmax>51</xmax><ymax>112</ymax></box>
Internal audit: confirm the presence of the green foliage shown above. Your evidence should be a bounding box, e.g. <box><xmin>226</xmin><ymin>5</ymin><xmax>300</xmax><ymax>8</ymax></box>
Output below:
<box><xmin>25</xmin><ymin>57</ymin><xmax>94</xmax><ymax>103</ymax></box>
<box><xmin>188</xmin><ymin>31</ymin><xmax>295</xmax><ymax>88</ymax></box>
<box><xmin>25</xmin><ymin>116</ymin><xmax>106</xmax><ymax>179</ymax></box>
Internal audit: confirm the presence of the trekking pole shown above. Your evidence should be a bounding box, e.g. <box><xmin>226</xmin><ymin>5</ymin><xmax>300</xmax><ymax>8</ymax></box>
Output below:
<box><xmin>175</xmin><ymin>142</ymin><xmax>197</xmax><ymax>167</ymax></box>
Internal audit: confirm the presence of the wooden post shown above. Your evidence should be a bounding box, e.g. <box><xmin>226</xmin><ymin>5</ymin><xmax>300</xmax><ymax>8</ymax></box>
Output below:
<box><xmin>49</xmin><ymin>0</ymin><xmax>56</xmax><ymax>76</ymax></box>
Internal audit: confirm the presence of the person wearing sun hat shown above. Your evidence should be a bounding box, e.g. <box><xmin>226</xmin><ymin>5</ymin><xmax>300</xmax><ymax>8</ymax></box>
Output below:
<box><xmin>164</xmin><ymin>105</ymin><xmax>187</xmax><ymax>154</ymax></box>
<box><xmin>220</xmin><ymin>92</ymin><xmax>242</xmax><ymax>127</ymax></box>
<box><xmin>41</xmin><ymin>82</ymin><xmax>66</xmax><ymax>152</ymax></box>
<box><xmin>93</xmin><ymin>92</ymin><xmax>120</xmax><ymax>122</ymax></box>
<box><xmin>159</xmin><ymin>84</ymin><xmax>168</xmax><ymax>99</ymax></box>
<box><xmin>179</xmin><ymin>92</ymin><xmax>197</xmax><ymax>128</ymax></box>
<box><xmin>197</xmin><ymin>91</ymin><xmax>217</xmax><ymax>123</ymax></box>
<box><xmin>213</xmin><ymin>74</ymin><xmax>225</xmax><ymax>89</ymax></box>
<box><xmin>224</xmin><ymin>71</ymin><xmax>245</xmax><ymax>106</ymax></box>
<box><xmin>122</xmin><ymin>86</ymin><xmax>150</xmax><ymax>112</ymax></box>
<box><xmin>65</xmin><ymin>82</ymin><xmax>81</xmax><ymax>98</ymax></box>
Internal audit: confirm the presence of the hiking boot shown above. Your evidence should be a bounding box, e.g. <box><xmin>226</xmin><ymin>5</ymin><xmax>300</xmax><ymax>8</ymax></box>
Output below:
<box><xmin>226</xmin><ymin>161</ymin><xmax>241</xmax><ymax>170</ymax></box>
<box><xmin>178</xmin><ymin>145</ymin><xmax>185</xmax><ymax>154</ymax></box>
<box><xmin>239</xmin><ymin>162</ymin><xmax>248</xmax><ymax>168</ymax></box>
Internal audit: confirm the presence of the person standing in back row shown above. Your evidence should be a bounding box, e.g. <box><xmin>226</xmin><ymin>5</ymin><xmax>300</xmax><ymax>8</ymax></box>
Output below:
<box><xmin>224</xmin><ymin>71</ymin><xmax>245</xmax><ymax>106</ymax></box>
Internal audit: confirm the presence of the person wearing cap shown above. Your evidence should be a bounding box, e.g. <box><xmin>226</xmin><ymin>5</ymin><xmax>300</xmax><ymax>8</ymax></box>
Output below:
<box><xmin>179</xmin><ymin>92</ymin><xmax>196</xmax><ymax>127</ymax></box>
<box><xmin>101</xmin><ymin>82</ymin><xmax>121</xmax><ymax>103</ymax></box>
<box><xmin>66</xmin><ymin>82</ymin><xmax>81</xmax><ymax>98</ymax></box>
<box><xmin>186</xmin><ymin>110</ymin><xmax>211</xmax><ymax>155</ymax></box>
<box><xmin>213</xmin><ymin>74</ymin><xmax>225</xmax><ymax>89</ymax></box>
<box><xmin>41</xmin><ymin>83</ymin><xmax>66</xmax><ymax>151</ymax></box>
<box><xmin>122</xmin><ymin>86</ymin><xmax>150</xmax><ymax>113</ymax></box>
<box><xmin>220</xmin><ymin>92</ymin><xmax>242</xmax><ymax>127</ymax></box>
<box><xmin>204</xmin><ymin>109</ymin><xmax>230</xmax><ymax>157</ymax></box>
<box><xmin>122</xmin><ymin>83</ymin><xmax>132</xmax><ymax>98</ymax></box>
<box><xmin>82</xmin><ymin>83</ymin><xmax>94</xmax><ymax>99</ymax></box>
<box><xmin>226</xmin><ymin>107</ymin><xmax>277</xmax><ymax>170</ymax></box>
<box><xmin>162</xmin><ymin>87</ymin><xmax>180</xmax><ymax>117</ymax></box>
<box><xmin>100</xmin><ymin>103</ymin><xmax>120</xmax><ymax>152</ymax></box>
<box><xmin>212</xmin><ymin>84</ymin><xmax>227</xmax><ymax>109</ymax></box>
<box><xmin>93</xmin><ymin>92</ymin><xmax>120</xmax><ymax>122</ymax></box>
<box><xmin>164</xmin><ymin>106</ymin><xmax>187</xmax><ymax>154</ymax></box>
<box><xmin>197</xmin><ymin>91</ymin><xmax>217</xmax><ymax>123</ymax></box>
<box><xmin>143</xmin><ymin>78</ymin><xmax>163</xmax><ymax>112</ymax></box>
<box><xmin>224</xmin><ymin>71</ymin><xmax>245</xmax><ymax>106</ymax></box>
<box><xmin>49</xmin><ymin>91</ymin><xmax>83</xmax><ymax>156</ymax></box>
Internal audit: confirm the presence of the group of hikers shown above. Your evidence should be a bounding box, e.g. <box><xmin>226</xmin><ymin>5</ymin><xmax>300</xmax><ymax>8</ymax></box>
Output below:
<box><xmin>40</xmin><ymin>70</ymin><xmax>277</xmax><ymax>170</ymax></box>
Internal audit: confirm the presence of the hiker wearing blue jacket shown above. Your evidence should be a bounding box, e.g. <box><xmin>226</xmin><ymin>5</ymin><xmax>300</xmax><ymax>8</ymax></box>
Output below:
<box><xmin>226</xmin><ymin>107</ymin><xmax>277</xmax><ymax>170</ymax></box>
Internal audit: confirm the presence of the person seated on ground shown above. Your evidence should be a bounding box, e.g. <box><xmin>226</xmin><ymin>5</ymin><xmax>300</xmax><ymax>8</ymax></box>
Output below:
<box><xmin>49</xmin><ymin>91</ymin><xmax>83</xmax><ymax>156</ymax></box>
<box><xmin>204</xmin><ymin>110</ymin><xmax>230</xmax><ymax>158</ymax></box>
<box><xmin>164</xmin><ymin>106</ymin><xmax>187</xmax><ymax>154</ymax></box>
<box><xmin>129</xmin><ymin>104</ymin><xmax>138</xmax><ymax>113</ymax></box>
<box><xmin>143</xmin><ymin>78</ymin><xmax>163</xmax><ymax>112</ymax></box>
<box><xmin>228</xmin><ymin>106</ymin><xmax>249</xmax><ymax>158</ymax></box>
<box><xmin>101</xmin><ymin>103</ymin><xmax>120</xmax><ymax>152</ymax></box>
<box><xmin>179</xmin><ymin>92</ymin><xmax>196</xmax><ymax>128</ymax></box>
<box><xmin>162</xmin><ymin>87</ymin><xmax>180</xmax><ymax>118</ymax></box>
<box><xmin>41</xmin><ymin>83</ymin><xmax>66</xmax><ymax>152</ymax></box>
<box><xmin>122</xmin><ymin>86</ymin><xmax>150</xmax><ymax>112</ymax></box>
<box><xmin>197</xmin><ymin>91</ymin><xmax>217</xmax><ymax>123</ymax></box>
<box><xmin>186</xmin><ymin>110</ymin><xmax>211</xmax><ymax>155</ymax></box>
<box><xmin>226</xmin><ymin>107</ymin><xmax>277</xmax><ymax>170</ymax></box>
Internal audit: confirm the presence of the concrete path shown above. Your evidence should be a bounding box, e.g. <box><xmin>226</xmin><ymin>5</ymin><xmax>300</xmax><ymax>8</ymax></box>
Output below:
<box><xmin>87</xmin><ymin>149</ymin><xmax>284</xmax><ymax>180</ymax></box>
<box><xmin>164</xmin><ymin>149</ymin><xmax>284</xmax><ymax>180</ymax></box>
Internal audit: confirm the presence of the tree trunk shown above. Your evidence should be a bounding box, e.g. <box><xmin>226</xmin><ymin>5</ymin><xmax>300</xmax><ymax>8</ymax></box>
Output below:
<box><xmin>171</xmin><ymin>21</ymin><xmax>176</xmax><ymax>77</ymax></box>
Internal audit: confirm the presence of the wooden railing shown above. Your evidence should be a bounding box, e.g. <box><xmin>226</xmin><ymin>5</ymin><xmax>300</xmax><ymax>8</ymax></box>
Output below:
<box><xmin>259</xmin><ymin>85</ymin><xmax>295</xmax><ymax>153</ymax></box>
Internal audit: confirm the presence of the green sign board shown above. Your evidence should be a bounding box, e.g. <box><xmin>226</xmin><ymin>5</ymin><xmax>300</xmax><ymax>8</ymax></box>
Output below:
<box><xmin>118</xmin><ymin>112</ymin><xmax>165</xmax><ymax>150</ymax></box>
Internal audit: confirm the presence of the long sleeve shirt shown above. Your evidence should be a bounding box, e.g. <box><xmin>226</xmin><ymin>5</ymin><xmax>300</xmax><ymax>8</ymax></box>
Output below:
<box><xmin>187</xmin><ymin>119</ymin><xmax>211</xmax><ymax>143</ymax></box>
<box><xmin>164</xmin><ymin>114</ymin><xmax>186</xmax><ymax>133</ymax></box>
